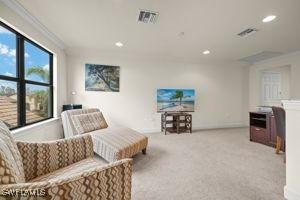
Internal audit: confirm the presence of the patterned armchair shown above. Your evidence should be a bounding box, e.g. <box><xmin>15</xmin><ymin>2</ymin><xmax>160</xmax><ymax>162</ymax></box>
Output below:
<box><xmin>0</xmin><ymin>121</ymin><xmax>132</xmax><ymax>200</ymax></box>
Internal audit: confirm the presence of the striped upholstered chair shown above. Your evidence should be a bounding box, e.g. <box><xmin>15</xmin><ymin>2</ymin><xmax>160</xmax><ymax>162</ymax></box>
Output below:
<box><xmin>0</xmin><ymin>121</ymin><xmax>132</xmax><ymax>200</ymax></box>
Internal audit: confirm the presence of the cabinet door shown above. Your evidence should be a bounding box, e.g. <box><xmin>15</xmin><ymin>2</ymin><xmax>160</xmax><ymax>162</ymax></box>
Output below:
<box><xmin>251</xmin><ymin>126</ymin><xmax>268</xmax><ymax>145</ymax></box>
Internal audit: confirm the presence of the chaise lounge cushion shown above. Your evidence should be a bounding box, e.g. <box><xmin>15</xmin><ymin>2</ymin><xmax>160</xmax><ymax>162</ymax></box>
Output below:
<box><xmin>62</xmin><ymin>108</ymin><xmax>101</xmax><ymax>138</ymax></box>
<box><xmin>91</xmin><ymin>127</ymin><xmax>148</xmax><ymax>162</ymax></box>
<box><xmin>71</xmin><ymin>112</ymin><xmax>108</xmax><ymax>134</ymax></box>
<box><xmin>0</xmin><ymin>121</ymin><xmax>25</xmax><ymax>184</ymax></box>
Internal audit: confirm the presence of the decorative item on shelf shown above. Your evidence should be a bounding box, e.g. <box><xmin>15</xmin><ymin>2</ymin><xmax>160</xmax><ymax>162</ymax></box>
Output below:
<box><xmin>256</xmin><ymin>106</ymin><xmax>272</xmax><ymax>113</ymax></box>
<box><xmin>85</xmin><ymin>64</ymin><xmax>120</xmax><ymax>92</ymax></box>
<box><xmin>62</xmin><ymin>104</ymin><xmax>82</xmax><ymax>112</ymax></box>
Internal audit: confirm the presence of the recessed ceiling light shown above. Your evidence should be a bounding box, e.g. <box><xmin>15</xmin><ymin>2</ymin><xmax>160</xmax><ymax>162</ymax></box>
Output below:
<box><xmin>115</xmin><ymin>42</ymin><xmax>123</xmax><ymax>47</ymax></box>
<box><xmin>203</xmin><ymin>50</ymin><xmax>210</xmax><ymax>55</ymax></box>
<box><xmin>262</xmin><ymin>15</ymin><xmax>276</xmax><ymax>23</ymax></box>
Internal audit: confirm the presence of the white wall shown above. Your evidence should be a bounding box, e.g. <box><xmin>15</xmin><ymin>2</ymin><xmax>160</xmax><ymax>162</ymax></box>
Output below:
<box><xmin>67</xmin><ymin>50</ymin><xmax>249</xmax><ymax>133</ymax></box>
<box><xmin>249</xmin><ymin>51</ymin><xmax>300</xmax><ymax>111</ymax></box>
<box><xmin>282</xmin><ymin>101</ymin><xmax>300</xmax><ymax>200</ymax></box>
<box><xmin>0</xmin><ymin>2</ymin><xmax>68</xmax><ymax>141</ymax></box>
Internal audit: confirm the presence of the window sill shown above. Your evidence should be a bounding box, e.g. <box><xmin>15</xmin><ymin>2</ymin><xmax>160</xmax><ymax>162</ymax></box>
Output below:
<box><xmin>11</xmin><ymin>117</ymin><xmax>60</xmax><ymax>135</ymax></box>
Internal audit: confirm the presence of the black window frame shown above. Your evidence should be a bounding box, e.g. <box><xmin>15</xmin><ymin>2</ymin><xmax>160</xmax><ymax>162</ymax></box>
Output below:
<box><xmin>0</xmin><ymin>21</ymin><xmax>53</xmax><ymax>130</ymax></box>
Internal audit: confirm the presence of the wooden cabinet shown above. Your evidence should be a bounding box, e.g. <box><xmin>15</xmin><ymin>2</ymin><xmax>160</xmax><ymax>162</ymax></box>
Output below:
<box><xmin>249</xmin><ymin>112</ymin><xmax>285</xmax><ymax>151</ymax></box>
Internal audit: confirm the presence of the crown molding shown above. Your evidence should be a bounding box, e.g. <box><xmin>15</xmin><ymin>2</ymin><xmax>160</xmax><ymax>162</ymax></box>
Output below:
<box><xmin>0</xmin><ymin>0</ymin><xmax>66</xmax><ymax>50</ymax></box>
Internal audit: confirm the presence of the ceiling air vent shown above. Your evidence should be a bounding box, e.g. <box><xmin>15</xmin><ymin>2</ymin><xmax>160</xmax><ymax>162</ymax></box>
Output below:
<box><xmin>138</xmin><ymin>10</ymin><xmax>159</xmax><ymax>24</ymax></box>
<box><xmin>237</xmin><ymin>28</ymin><xmax>258</xmax><ymax>37</ymax></box>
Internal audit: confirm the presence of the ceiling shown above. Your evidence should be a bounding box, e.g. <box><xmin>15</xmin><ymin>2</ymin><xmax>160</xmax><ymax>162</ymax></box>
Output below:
<box><xmin>14</xmin><ymin>0</ymin><xmax>300</xmax><ymax>62</ymax></box>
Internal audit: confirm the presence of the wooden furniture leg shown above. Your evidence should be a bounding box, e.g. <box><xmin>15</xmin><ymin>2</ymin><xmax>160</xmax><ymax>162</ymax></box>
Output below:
<box><xmin>190</xmin><ymin>115</ymin><xmax>192</xmax><ymax>133</ymax></box>
<box><xmin>161</xmin><ymin>113</ymin><xmax>163</xmax><ymax>132</ymax></box>
<box><xmin>142</xmin><ymin>148</ymin><xmax>147</xmax><ymax>155</ymax></box>
<box><xmin>276</xmin><ymin>136</ymin><xmax>282</xmax><ymax>154</ymax></box>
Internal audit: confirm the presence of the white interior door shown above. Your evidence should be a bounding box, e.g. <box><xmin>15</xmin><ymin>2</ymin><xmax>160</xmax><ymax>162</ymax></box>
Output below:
<box><xmin>261</xmin><ymin>72</ymin><xmax>282</xmax><ymax>106</ymax></box>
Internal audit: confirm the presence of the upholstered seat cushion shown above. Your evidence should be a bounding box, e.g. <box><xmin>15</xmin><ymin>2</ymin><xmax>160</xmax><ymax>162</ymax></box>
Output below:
<box><xmin>30</xmin><ymin>157</ymin><xmax>106</xmax><ymax>182</ymax></box>
<box><xmin>91</xmin><ymin>127</ymin><xmax>148</xmax><ymax>162</ymax></box>
<box><xmin>71</xmin><ymin>112</ymin><xmax>108</xmax><ymax>134</ymax></box>
<box><xmin>62</xmin><ymin>108</ymin><xmax>100</xmax><ymax>138</ymax></box>
<box><xmin>0</xmin><ymin>121</ymin><xmax>25</xmax><ymax>184</ymax></box>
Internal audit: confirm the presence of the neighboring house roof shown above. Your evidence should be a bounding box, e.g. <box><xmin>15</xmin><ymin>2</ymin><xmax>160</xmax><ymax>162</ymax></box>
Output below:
<box><xmin>0</xmin><ymin>96</ymin><xmax>44</xmax><ymax>128</ymax></box>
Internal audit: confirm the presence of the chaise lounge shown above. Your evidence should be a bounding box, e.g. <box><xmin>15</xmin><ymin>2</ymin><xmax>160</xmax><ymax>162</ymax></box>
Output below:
<box><xmin>62</xmin><ymin>108</ymin><xmax>148</xmax><ymax>162</ymax></box>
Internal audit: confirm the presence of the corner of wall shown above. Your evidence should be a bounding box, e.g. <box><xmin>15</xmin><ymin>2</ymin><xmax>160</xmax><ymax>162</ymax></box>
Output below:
<box><xmin>285</xmin><ymin>186</ymin><xmax>300</xmax><ymax>200</ymax></box>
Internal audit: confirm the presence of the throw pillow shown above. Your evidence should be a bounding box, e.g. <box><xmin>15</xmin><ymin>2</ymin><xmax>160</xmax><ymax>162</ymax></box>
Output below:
<box><xmin>71</xmin><ymin>112</ymin><xmax>108</xmax><ymax>134</ymax></box>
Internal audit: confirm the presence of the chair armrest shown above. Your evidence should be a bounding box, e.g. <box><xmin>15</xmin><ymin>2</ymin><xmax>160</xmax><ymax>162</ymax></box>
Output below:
<box><xmin>16</xmin><ymin>134</ymin><xmax>94</xmax><ymax>181</ymax></box>
<box><xmin>61</xmin><ymin>111</ymin><xmax>77</xmax><ymax>138</ymax></box>
<box><xmin>0</xmin><ymin>159</ymin><xmax>132</xmax><ymax>200</ymax></box>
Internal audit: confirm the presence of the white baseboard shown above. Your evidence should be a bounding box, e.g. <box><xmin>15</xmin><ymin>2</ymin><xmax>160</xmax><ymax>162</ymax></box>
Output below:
<box><xmin>136</xmin><ymin>128</ymin><xmax>161</xmax><ymax>134</ymax></box>
<box><xmin>136</xmin><ymin>122</ymin><xmax>247</xmax><ymax>134</ymax></box>
<box><xmin>193</xmin><ymin>122</ymin><xmax>247</xmax><ymax>130</ymax></box>
<box><xmin>285</xmin><ymin>186</ymin><xmax>300</xmax><ymax>200</ymax></box>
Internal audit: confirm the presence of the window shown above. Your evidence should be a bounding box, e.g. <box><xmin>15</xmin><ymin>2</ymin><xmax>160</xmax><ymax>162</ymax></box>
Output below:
<box><xmin>0</xmin><ymin>21</ymin><xmax>53</xmax><ymax>129</ymax></box>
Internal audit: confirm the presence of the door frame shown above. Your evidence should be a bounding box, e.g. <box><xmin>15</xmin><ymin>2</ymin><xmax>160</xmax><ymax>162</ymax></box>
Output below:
<box><xmin>261</xmin><ymin>71</ymin><xmax>282</xmax><ymax>106</ymax></box>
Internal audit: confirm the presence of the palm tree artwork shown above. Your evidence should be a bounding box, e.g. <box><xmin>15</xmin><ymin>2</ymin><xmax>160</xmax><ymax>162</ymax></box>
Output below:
<box><xmin>171</xmin><ymin>90</ymin><xmax>184</xmax><ymax>105</ymax></box>
<box><xmin>157</xmin><ymin>89</ymin><xmax>195</xmax><ymax>112</ymax></box>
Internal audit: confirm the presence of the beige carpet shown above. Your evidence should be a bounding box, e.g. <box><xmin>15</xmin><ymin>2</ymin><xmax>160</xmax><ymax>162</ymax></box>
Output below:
<box><xmin>131</xmin><ymin>128</ymin><xmax>285</xmax><ymax>200</ymax></box>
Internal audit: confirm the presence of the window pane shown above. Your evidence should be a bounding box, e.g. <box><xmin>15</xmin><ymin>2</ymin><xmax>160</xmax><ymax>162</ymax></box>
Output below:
<box><xmin>24</xmin><ymin>41</ymin><xmax>50</xmax><ymax>83</ymax></box>
<box><xmin>26</xmin><ymin>84</ymin><xmax>51</xmax><ymax>124</ymax></box>
<box><xmin>0</xmin><ymin>25</ymin><xmax>17</xmax><ymax>77</ymax></box>
<box><xmin>0</xmin><ymin>80</ymin><xmax>18</xmax><ymax>128</ymax></box>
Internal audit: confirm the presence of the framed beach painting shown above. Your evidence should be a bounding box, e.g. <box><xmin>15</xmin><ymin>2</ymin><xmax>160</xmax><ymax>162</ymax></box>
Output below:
<box><xmin>157</xmin><ymin>89</ymin><xmax>195</xmax><ymax>112</ymax></box>
<box><xmin>85</xmin><ymin>64</ymin><xmax>120</xmax><ymax>92</ymax></box>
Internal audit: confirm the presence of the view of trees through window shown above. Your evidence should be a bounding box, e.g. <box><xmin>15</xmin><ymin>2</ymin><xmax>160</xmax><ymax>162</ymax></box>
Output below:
<box><xmin>0</xmin><ymin>80</ymin><xmax>18</xmax><ymax>128</ymax></box>
<box><xmin>26</xmin><ymin>84</ymin><xmax>51</xmax><ymax>124</ymax></box>
<box><xmin>0</xmin><ymin>22</ymin><xmax>53</xmax><ymax>129</ymax></box>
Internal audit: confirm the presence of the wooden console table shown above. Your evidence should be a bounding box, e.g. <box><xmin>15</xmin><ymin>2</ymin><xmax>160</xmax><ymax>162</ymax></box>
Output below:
<box><xmin>249</xmin><ymin>111</ymin><xmax>285</xmax><ymax>151</ymax></box>
<box><xmin>161</xmin><ymin>112</ymin><xmax>192</xmax><ymax>134</ymax></box>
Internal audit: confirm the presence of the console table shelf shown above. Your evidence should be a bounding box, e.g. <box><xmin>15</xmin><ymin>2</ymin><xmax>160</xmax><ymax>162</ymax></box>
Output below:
<box><xmin>161</xmin><ymin>112</ymin><xmax>192</xmax><ymax>134</ymax></box>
